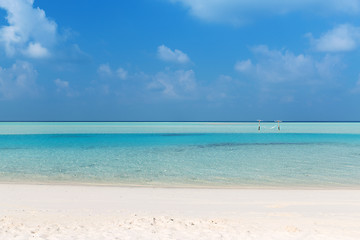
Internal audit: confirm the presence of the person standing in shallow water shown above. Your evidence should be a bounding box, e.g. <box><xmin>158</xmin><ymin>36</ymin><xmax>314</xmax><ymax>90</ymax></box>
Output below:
<box><xmin>258</xmin><ymin>120</ymin><xmax>262</xmax><ymax>131</ymax></box>
<box><xmin>276</xmin><ymin>120</ymin><xmax>281</xmax><ymax>131</ymax></box>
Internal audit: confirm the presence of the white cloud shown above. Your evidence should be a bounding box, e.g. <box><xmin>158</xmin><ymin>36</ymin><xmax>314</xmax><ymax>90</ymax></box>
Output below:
<box><xmin>307</xmin><ymin>24</ymin><xmax>360</xmax><ymax>52</ymax></box>
<box><xmin>54</xmin><ymin>78</ymin><xmax>78</xmax><ymax>97</ymax></box>
<box><xmin>234</xmin><ymin>59</ymin><xmax>252</xmax><ymax>72</ymax></box>
<box><xmin>97</xmin><ymin>64</ymin><xmax>112</xmax><ymax>76</ymax></box>
<box><xmin>24</xmin><ymin>42</ymin><xmax>49</xmax><ymax>58</ymax></box>
<box><xmin>149</xmin><ymin>69</ymin><xmax>196</xmax><ymax>97</ymax></box>
<box><xmin>116</xmin><ymin>67</ymin><xmax>128</xmax><ymax>80</ymax></box>
<box><xmin>233</xmin><ymin>46</ymin><xmax>344</xmax><ymax>103</ymax></box>
<box><xmin>170</xmin><ymin>0</ymin><xmax>360</xmax><ymax>25</ymax></box>
<box><xmin>98</xmin><ymin>64</ymin><xmax>128</xmax><ymax>80</ymax></box>
<box><xmin>0</xmin><ymin>61</ymin><xmax>38</xmax><ymax>99</ymax></box>
<box><xmin>157</xmin><ymin>45</ymin><xmax>190</xmax><ymax>64</ymax></box>
<box><xmin>54</xmin><ymin>78</ymin><xmax>69</xmax><ymax>89</ymax></box>
<box><xmin>235</xmin><ymin>45</ymin><xmax>341</xmax><ymax>84</ymax></box>
<box><xmin>0</xmin><ymin>0</ymin><xmax>57</xmax><ymax>58</ymax></box>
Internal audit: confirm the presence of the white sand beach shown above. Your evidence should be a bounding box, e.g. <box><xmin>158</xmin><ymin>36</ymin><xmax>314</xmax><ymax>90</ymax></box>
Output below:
<box><xmin>1</xmin><ymin>184</ymin><xmax>360</xmax><ymax>240</ymax></box>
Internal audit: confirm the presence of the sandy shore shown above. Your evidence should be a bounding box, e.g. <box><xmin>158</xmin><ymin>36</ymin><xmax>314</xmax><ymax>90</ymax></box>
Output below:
<box><xmin>1</xmin><ymin>184</ymin><xmax>360</xmax><ymax>239</ymax></box>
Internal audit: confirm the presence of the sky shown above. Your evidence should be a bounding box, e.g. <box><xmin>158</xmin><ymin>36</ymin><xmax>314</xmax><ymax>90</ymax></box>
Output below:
<box><xmin>1</xmin><ymin>0</ymin><xmax>360</xmax><ymax>121</ymax></box>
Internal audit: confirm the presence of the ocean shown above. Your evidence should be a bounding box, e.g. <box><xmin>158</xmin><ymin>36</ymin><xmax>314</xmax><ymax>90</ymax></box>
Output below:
<box><xmin>0</xmin><ymin>122</ymin><xmax>359</xmax><ymax>188</ymax></box>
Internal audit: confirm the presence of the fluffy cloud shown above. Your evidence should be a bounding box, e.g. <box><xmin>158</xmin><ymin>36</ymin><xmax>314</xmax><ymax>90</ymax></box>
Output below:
<box><xmin>54</xmin><ymin>78</ymin><xmax>77</xmax><ymax>97</ymax></box>
<box><xmin>234</xmin><ymin>59</ymin><xmax>252</xmax><ymax>72</ymax></box>
<box><xmin>307</xmin><ymin>24</ymin><xmax>360</xmax><ymax>52</ymax></box>
<box><xmin>157</xmin><ymin>45</ymin><xmax>190</xmax><ymax>64</ymax></box>
<box><xmin>97</xmin><ymin>64</ymin><xmax>112</xmax><ymax>76</ymax></box>
<box><xmin>116</xmin><ymin>68</ymin><xmax>128</xmax><ymax>80</ymax></box>
<box><xmin>93</xmin><ymin>65</ymin><xmax>196</xmax><ymax>100</ymax></box>
<box><xmin>235</xmin><ymin>45</ymin><xmax>341</xmax><ymax>84</ymax></box>
<box><xmin>54</xmin><ymin>78</ymin><xmax>69</xmax><ymax>89</ymax></box>
<box><xmin>0</xmin><ymin>0</ymin><xmax>57</xmax><ymax>58</ymax></box>
<box><xmin>24</xmin><ymin>42</ymin><xmax>50</xmax><ymax>58</ymax></box>
<box><xmin>170</xmin><ymin>0</ymin><xmax>360</xmax><ymax>25</ymax></box>
<box><xmin>148</xmin><ymin>69</ymin><xmax>196</xmax><ymax>98</ymax></box>
<box><xmin>0</xmin><ymin>61</ymin><xmax>38</xmax><ymax>99</ymax></box>
<box><xmin>97</xmin><ymin>64</ymin><xmax>128</xmax><ymax>80</ymax></box>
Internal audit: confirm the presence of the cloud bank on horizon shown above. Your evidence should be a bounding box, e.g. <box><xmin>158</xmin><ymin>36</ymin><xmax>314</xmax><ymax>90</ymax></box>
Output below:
<box><xmin>0</xmin><ymin>0</ymin><xmax>360</xmax><ymax>120</ymax></box>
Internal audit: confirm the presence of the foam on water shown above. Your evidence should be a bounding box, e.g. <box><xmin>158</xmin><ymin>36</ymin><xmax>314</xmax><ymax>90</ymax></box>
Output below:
<box><xmin>0</xmin><ymin>122</ymin><xmax>359</xmax><ymax>188</ymax></box>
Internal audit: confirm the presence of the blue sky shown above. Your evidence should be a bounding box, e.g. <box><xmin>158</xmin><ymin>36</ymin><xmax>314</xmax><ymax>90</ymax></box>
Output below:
<box><xmin>1</xmin><ymin>0</ymin><xmax>360</xmax><ymax>121</ymax></box>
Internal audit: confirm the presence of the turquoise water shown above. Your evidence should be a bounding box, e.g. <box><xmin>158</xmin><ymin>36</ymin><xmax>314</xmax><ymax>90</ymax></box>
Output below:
<box><xmin>0</xmin><ymin>122</ymin><xmax>360</xmax><ymax>188</ymax></box>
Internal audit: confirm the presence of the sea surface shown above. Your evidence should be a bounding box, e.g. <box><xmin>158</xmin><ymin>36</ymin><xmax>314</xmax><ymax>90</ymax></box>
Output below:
<box><xmin>0</xmin><ymin>122</ymin><xmax>360</xmax><ymax>188</ymax></box>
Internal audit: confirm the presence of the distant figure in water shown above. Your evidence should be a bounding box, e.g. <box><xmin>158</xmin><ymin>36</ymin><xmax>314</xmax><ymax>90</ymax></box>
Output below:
<box><xmin>257</xmin><ymin>120</ymin><xmax>262</xmax><ymax>131</ymax></box>
<box><xmin>276</xmin><ymin>120</ymin><xmax>282</xmax><ymax>131</ymax></box>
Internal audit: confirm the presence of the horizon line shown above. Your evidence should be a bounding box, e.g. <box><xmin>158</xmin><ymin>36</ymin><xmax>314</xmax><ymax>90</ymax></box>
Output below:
<box><xmin>1</xmin><ymin>121</ymin><xmax>360</xmax><ymax>123</ymax></box>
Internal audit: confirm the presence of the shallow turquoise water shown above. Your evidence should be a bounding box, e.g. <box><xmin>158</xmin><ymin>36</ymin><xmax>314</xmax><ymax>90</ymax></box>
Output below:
<box><xmin>0</xmin><ymin>122</ymin><xmax>360</xmax><ymax>187</ymax></box>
